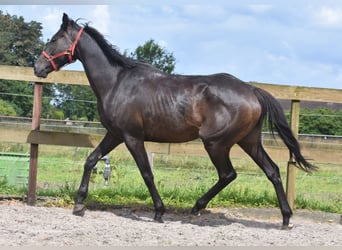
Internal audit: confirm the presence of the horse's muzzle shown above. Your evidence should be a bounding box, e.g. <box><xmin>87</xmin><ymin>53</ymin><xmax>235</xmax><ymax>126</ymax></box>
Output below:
<box><xmin>34</xmin><ymin>61</ymin><xmax>49</xmax><ymax>79</ymax></box>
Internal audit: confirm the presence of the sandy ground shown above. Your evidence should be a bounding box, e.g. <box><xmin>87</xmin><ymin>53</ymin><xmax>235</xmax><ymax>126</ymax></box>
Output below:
<box><xmin>0</xmin><ymin>201</ymin><xmax>341</xmax><ymax>246</ymax></box>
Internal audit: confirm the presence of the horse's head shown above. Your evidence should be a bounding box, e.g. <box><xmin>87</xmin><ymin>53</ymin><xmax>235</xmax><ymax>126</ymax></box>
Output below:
<box><xmin>34</xmin><ymin>13</ymin><xmax>83</xmax><ymax>78</ymax></box>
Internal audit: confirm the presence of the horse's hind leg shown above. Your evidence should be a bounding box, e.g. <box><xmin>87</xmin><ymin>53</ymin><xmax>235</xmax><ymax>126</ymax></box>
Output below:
<box><xmin>191</xmin><ymin>141</ymin><xmax>237</xmax><ymax>215</ymax></box>
<box><xmin>239</xmin><ymin>136</ymin><xmax>293</xmax><ymax>229</ymax></box>
<box><xmin>73</xmin><ymin>132</ymin><xmax>123</xmax><ymax>216</ymax></box>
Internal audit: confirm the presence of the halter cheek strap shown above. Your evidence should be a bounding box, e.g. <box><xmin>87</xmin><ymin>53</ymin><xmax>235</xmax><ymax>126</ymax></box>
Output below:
<box><xmin>42</xmin><ymin>27</ymin><xmax>84</xmax><ymax>71</ymax></box>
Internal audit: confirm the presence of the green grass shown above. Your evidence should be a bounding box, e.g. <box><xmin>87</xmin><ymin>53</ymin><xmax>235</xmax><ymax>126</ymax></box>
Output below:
<box><xmin>0</xmin><ymin>145</ymin><xmax>341</xmax><ymax>214</ymax></box>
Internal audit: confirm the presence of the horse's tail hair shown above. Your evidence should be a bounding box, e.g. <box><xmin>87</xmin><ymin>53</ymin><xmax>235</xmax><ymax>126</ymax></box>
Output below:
<box><xmin>253</xmin><ymin>87</ymin><xmax>317</xmax><ymax>172</ymax></box>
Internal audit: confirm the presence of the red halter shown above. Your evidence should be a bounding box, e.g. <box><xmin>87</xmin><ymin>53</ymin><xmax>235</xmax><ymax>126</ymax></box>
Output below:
<box><xmin>42</xmin><ymin>28</ymin><xmax>84</xmax><ymax>71</ymax></box>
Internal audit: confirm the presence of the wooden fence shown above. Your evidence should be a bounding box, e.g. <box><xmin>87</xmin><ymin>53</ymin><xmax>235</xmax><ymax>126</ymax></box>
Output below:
<box><xmin>1</xmin><ymin>65</ymin><xmax>342</xmax><ymax>208</ymax></box>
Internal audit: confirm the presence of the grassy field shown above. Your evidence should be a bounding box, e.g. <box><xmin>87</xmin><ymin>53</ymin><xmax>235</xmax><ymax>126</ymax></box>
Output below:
<box><xmin>0</xmin><ymin>144</ymin><xmax>341</xmax><ymax>214</ymax></box>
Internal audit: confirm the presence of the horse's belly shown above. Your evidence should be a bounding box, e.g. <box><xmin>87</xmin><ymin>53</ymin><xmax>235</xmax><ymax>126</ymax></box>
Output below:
<box><xmin>144</xmin><ymin>123</ymin><xmax>199</xmax><ymax>143</ymax></box>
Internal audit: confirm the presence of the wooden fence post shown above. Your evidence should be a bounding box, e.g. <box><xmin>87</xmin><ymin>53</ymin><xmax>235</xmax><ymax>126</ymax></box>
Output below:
<box><xmin>27</xmin><ymin>82</ymin><xmax>43</xmax><ymax>206</ymax></box>
<box><xmin>286</xmin><ymin>99</ymin><xmax>300</xmax><ymax>210</ymax></box>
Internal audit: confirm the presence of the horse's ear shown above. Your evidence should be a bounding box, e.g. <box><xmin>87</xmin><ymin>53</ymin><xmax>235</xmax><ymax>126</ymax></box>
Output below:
<box><xmin>62</xmin><ymin>13</ymin><xmax>70</xmax><ymax>30</ymax></box>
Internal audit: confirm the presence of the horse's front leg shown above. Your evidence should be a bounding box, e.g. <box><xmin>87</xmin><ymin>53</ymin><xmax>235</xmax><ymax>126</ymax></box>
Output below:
<box><xmin>73</xmin><ymin>132</ymin><xmax>123</xmax><ymax>216</ymax></box>
<box><xmin>124</xmin><ymin>134</ymin><xmax>165</xmax><ymax>222</ymax></box>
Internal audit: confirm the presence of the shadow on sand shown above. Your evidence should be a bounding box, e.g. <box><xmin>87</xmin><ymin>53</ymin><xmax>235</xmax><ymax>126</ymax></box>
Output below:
<box><xmin>85</xmin><ymin>203</ymin><xmax>282</xmax><ymax>229</ymax></box>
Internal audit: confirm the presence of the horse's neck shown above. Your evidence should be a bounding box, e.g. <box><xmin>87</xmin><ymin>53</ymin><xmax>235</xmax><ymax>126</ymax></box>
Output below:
<box><xmin>76</xmin><ymin>33</ymin><xmax>121</xmax><ymax>99</ymax></box>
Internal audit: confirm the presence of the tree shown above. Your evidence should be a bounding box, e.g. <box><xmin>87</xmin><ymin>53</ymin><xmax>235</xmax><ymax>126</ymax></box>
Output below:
<box><xmin>128</xmin><ymin>39</ymin><xmax>176</xmax><ymax>74</ymax></box>
<box><xmin>0</xmin><ymin>11</ymin><xmax>52</xmax><ymax>117</ymax></box>
<box><xmin>0</xmin><ymin>11</ymin><xmax>44</xmax><ymax>66</ymax></box>
<box><xmin>0</xmin><ymin>99</ymin><xmax>16</xmax><ymax>116</ymax></box>
<box><xmin>53</xmin><ymin>84</ymin><xmax>98</xmax><ymax>121</ymax></box>
<box><xmin>299</xmin><ymin>107</ymin><xmax>342</xmax><ymax>135</ymax></box>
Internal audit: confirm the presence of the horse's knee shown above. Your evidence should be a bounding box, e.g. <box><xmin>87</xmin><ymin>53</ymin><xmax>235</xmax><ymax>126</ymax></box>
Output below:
<box><xmin>84</xmin><ymin>154</ymin><xmax>99</xmax><ymax>170</ymax></box>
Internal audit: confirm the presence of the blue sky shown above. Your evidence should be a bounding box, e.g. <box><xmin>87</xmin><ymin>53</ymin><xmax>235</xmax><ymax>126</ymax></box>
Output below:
<box><xmin>1</xmin><ymin>1</ymin><xmax>342</xmax><ymax>89</ymax></box>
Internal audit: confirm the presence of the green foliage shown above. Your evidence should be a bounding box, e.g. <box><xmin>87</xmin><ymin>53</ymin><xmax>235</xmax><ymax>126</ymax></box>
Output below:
<box><xmin>0</xmin><ymin>10</ymin><xmax>44</xmax><ymax>67</ymax></box>
<box><xmin>0</xmin><ymin>99</ymin><xmax>16</xmax><ymax>116</ymax></box>
<box><xmin>128</xmin><ymin>39</ymin><xmax>176</xmax><ymax>74</ymax></box>
<box><xmin>299</xmin><ymin>107</ymin><xmax>342</xmax><ymax>135</ymax></box>
<box><xmin>0</xmin><ymin>11</ymin><xmax>55</xmax><ymax>117</ymax></box>
<box><xmin>283</xmin><ymin>107</ymin><xmax>342</xmax><ymax>135</ymax></box>
<box><xmin>53</xmin><ymin>84</ymin><xmax>98</xmax><ymax>121</ymax></box>
<box><xmin>0</xmin><ymin>80</ymin><xmax>32</xmax><ymax>116</ymax></box>
<box><xmin>49</xmin><ymin>108</ymin><xmax>65</xmax><ymax>120</ymax></box>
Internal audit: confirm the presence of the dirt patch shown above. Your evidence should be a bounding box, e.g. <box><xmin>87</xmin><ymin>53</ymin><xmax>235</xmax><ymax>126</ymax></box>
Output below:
<box><xmin>0</xmin><ymin>200</ymin><xmax>341</xmax><ymax>246</ymax></box>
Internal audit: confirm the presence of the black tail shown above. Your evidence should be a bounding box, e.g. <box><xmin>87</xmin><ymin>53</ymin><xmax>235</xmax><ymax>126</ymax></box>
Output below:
<box><xmin>253</xmin><ymin>87</ymin><xmax>317</xmax><ymax>172</ymax></box>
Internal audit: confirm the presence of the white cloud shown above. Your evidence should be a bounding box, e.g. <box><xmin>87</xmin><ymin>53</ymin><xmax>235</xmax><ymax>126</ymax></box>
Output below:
<box><xmin>157</xmin><ymin>40</ymin><xmax>168</xmax><ymax>48</ymax></box>
<box><xmin>248</xmin><ymin>4</ymin><xmax>273</xmax><ymax>14</ymax></box>
<box><xmin>314</xmin><ymin>6</ymin><xmax>342</xmax><ymax>28</ymax></box>
<box><xmin>42</xmin><ymin>7</ymin><xmax>64</xmax><ymax>37</ymax></box>
<box><xmin>43</xmin><ymin>9</ymin><xmax>59</xmax><ymax>22</ymax></box>
<box><xmin>221</xmin><ymin>13</ymin><xmax>256</xmax><ymax>31</ymax></box>
<box><xmin>161</xmin><ymin>5</ymin><xmax>176</xmax><ymax>15</ymax></box>
<box><xmin>91</xmin><ymin>5</ymin><xmax>110</xmax><ymax>34</ymax></box>
<box><xmin>182</xmin><ymin>4</ymin><xmax>226</xmax><ymax>20</ymax></box>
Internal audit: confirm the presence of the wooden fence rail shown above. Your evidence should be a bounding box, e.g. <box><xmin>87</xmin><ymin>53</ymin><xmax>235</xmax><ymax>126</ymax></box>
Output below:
<box><xmin>1</xmin><ymin>65</ymin><xmax>342</xmax><ymax>208</ymax></box>
<box><xmin>1</xmin><ymin>65</ymin><xmax>342</xmax><ymax>102</ymax></box>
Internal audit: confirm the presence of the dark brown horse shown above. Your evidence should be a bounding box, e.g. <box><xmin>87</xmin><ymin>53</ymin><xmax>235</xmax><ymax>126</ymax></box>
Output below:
<box><xmin>34</xmin><ymin>13</ymin><xmax>316</xmax><ymax>229</ymax></box>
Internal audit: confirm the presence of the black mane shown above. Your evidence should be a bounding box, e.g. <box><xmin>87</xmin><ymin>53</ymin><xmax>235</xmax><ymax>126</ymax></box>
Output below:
<box><xmin>83</xmin><ymin>24</ymin><xmax>137</xmax><ymax>68</ymax></box>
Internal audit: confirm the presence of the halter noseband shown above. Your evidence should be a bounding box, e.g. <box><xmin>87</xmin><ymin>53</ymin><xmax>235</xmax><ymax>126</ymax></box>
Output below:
<box><xmin>42</xmin><ymin>27</ymin><xmax>84</xmax><ymax>71</ymax></box>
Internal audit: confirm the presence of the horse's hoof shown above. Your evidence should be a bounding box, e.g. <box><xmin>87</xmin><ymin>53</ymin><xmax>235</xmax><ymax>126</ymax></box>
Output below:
<box><xmin>190</xmin><ymin>207</ymin><xmax>201</xmax><ymax>216</ymax></box>
<box><xmin>154</xmin><ymin>213</ymin><xmax>164</xmax><ymax>223</ymax></box>
<box><xmin>73</xmin><ymin>204</ymin><xmax>86</xmax><ymax>217</ymax></box>
<box><xmin>281</xmin><ymin>223</ymin><xmax>293</xmax><ymax>230</ymax></box>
